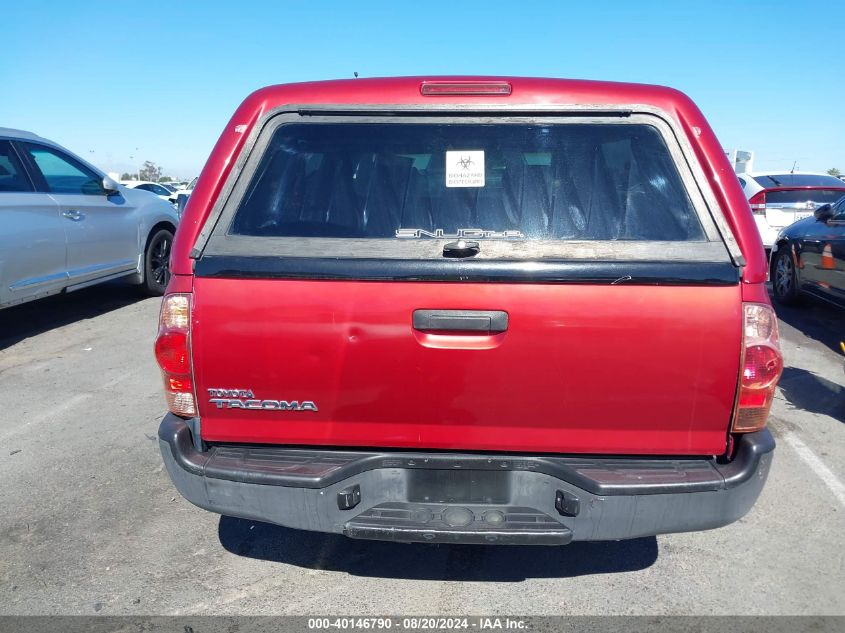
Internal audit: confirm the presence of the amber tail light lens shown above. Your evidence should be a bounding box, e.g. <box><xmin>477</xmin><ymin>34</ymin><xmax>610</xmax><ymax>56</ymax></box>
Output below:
<box><xmin>732</xmin><ymin>303</ymin><xmax>783</xmax><ymax>432</ymax></box>
<box><xmin>154</xmin><ymin>294</ymin><xmax>196</xmax><ymax>417</ymax></box>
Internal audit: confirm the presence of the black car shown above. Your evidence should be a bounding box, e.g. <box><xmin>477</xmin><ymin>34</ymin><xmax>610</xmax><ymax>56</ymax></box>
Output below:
<box><xmin>771</xmin><ymin>196</ymin><xmax>845</xmax><ymax>308</ymax></box>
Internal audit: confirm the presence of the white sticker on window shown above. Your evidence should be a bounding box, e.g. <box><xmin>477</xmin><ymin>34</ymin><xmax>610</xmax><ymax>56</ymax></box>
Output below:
<box><xmin>445</xmin><ymin>150</ymin><xmax>485</xmax><ymax>188</ymax></box>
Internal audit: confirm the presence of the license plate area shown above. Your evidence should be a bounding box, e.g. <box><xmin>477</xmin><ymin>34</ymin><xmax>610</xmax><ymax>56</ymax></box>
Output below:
<box><xmin>407</xmin><ymin>469</ymin><xmax>511</xmax><ymax>504</ymax></box>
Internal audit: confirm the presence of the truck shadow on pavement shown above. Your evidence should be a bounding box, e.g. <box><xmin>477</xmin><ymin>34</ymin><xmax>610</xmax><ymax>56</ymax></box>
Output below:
<box><xmin>778</xmin><ymin>366</ymin><xmax>844</xmax><ymax>423</ymax></box>
<box><xmin>773</xmin><ymin>298</ymin><xmax>844</xmax><ymax>356</ymax></box>
<box><xmin>0</xmin><ymin>281</ymin><xmax>146</xmax><ymax>350</ymax></box>
<box><xmin>217</xmin><ymin>516</ymin><xmax>658</xmax><ymax>580</ymax></box>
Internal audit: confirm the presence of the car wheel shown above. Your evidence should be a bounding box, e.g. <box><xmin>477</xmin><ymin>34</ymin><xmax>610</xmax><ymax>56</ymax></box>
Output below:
<box><xmin>772</xmin><ymin>246</ymin><xmax>799</xmax><ymax>305</ymax></box>
<box><xmin>143</xmin><ymin>228</ymin><xmax>173</xmax><ymax>296</ymax></box>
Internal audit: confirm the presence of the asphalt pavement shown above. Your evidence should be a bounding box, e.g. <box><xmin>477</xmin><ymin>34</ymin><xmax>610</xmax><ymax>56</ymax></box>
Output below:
<box><xmin>0</xmin><ymin>282</ymin><xmax>843</xmax><ymax>615</ymax></box>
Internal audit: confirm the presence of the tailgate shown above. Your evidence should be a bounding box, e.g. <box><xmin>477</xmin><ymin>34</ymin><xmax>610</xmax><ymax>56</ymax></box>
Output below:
<box><xmin>192</xmin><ymin>278</ymin><xmax>741</xmax><ymax>454</ymax></box>
<box><xmin>190</xmin><ymin>113</ymin><xmax>742</xmax><ymax>456</ymax></box>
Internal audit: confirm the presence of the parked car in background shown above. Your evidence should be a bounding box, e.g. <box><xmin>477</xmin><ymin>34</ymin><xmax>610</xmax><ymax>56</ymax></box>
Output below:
<box><xmin>121</xmin><ymin>180</ymin><xmax>178</xmax><ymax>205</ymax></box>
<box><xmin>156</xmin><ymin>77</ymin><xmax>781</xmax><ymax>546</ymax></box>
<box><xmin>0</xmin><ymin>128</ymin><xmax>179</xmax><ymax>308</ymax></box>
<box><xmin>738</xmin><ymin>172</ymin><xmax>845</xmax><ymax>248</ymax></box>
<box><xmin>174</xmin><ymin>176</ymin><xmax>197</xmax><ymax>197</ymax></box>
<box><xmin>771</xmin><ymin>194</ymin><xmax>845</xmax><ymax>308</ymax></box>
<box><xmin>173</xmin><ymin>176</ymin><xmax>197</xmax><ymax>216</ymax></box>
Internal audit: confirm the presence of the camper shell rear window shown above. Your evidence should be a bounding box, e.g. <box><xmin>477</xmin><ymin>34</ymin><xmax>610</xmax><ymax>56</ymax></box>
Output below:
<box><xmin>200</xmin><ymin>113</ymin><xmax>729</xmax><ymax>263</ymax></box>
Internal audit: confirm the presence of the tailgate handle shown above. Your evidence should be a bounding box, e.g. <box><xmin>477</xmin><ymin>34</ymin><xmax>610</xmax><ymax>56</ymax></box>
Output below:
<box><xmin>412</xmin><ymin>310</ymin><xmax>508</xmax><ymax>333</ymax></box>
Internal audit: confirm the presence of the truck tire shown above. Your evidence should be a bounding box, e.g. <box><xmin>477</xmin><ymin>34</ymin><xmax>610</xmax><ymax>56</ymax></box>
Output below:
<box><xmin>142</xmin><ymin>228</ymin><xmax>173</xmax><ymax>296</ymax></box>
<box><xmin>772</xmin><ymin>246</ymin><xmax>800</xmax><ymax>305</ymax></box>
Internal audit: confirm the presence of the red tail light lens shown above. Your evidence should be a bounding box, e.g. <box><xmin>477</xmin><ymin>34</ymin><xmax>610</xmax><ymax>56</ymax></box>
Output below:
<box><xmin>154</xmin><ymin>294</ymin><xmax>196</xmax><ymax>417</ymax></box>
<box><xmin>732</xmin><ymin>303</ymin><xmax>783</xmax><ymax>432</ymax></box>
<box><xmin>748</xmin><ymin>190</ymin><xmax>767</xmax><ymax>215</ymax></box>
<box><xmin>154</xmin><ymin>331</ymin><xmax>190</xmax><ymax>374</ymax></box>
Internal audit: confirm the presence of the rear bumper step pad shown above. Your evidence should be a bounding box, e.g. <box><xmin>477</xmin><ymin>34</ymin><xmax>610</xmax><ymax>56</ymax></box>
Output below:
<box><xmin>161</xmin><ymin>415</ymin><xmax>772</xmax><ymax>496</ymax></box>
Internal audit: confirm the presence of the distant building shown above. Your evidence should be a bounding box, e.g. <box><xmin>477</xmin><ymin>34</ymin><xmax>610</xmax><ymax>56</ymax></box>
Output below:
<box><xmin>725</xmin><ymin>149</ymin><xmax>754</xmax><ymax>174</ymax></box>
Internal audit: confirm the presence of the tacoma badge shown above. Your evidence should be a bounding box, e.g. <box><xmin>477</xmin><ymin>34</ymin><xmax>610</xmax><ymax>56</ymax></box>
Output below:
<box><xmin>207</xmin><ymin>388</ymin><xmax>318</xmax><ymax>412</ymax></box>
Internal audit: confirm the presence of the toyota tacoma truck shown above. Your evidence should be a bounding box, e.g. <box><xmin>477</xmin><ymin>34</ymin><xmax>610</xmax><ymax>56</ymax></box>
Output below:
<box><xmin>155</xmin><ymin>77</ymin><xmax>783</xmax><ymax>545</ymax></box>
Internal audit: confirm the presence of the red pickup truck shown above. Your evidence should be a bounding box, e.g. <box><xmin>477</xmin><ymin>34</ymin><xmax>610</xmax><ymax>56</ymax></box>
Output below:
<box><xmin>156</xmin><ymin>77</ymin><xmax>782</xmax><ymax>545</ymax></box>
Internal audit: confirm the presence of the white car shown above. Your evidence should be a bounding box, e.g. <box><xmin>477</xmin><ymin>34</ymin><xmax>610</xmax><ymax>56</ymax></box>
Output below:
<box><xmin>174</xmin><ymin>176</ymin><xmax>197</xmax><ymax>197</ymax></box>
<box><xmin>173</xmin><ymin>176</ymin><xmax>197</xmax><ymax>215</ymax></box>
<box><xmin>737</xmin><ymin>171</ymin><xmax>845</xmax><ymax>248</ymax></box>
<box><xmin>121</xmin><ymin>180</ymin><xmax>178</xmax><ymax>205</ymax></box>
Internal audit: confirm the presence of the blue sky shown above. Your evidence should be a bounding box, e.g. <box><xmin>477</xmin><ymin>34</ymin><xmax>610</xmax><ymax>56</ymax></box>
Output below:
<box><xmin>2</xmin><ymin>1</ymin><xmax>842</xmax><ymax>178</ymax></box>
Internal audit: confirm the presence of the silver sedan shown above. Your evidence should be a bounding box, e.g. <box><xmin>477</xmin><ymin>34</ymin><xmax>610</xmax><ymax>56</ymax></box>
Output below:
<box><xmin>0</xmin><ymin>128</ymin><xmax>179</xmax><ymax>309</ymax></box>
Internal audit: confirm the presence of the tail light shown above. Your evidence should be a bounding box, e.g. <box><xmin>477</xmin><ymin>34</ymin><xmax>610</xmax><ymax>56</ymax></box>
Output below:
<box><xmin>154</xmin><ymin>294</ymin><xmax>196</xmax><ymax>416</ymax></box>
<box><xmin>732</xmin><ymin>303</ymin><xmax>783</xmax><ymax>432</ymax></box>
<box><xmin>748</xmin><ymin>190</ymin><xmax>767</xmax><ymax>215</ymax></box>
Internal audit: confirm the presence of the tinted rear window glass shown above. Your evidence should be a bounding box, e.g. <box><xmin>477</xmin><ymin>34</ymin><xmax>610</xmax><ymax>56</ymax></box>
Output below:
<box><xmin>230</xmin><ymin>123</ymin><xmax>705</xmax><ymax>242</ymax></box>
<box><xmin>764</xmin><ymin>189</ymin><xmax>845</xmax><ymax>204</ymax></box>
<box><xmin>753</xmin><ymin>174</ymin><xmax>845</xmax><ymax>188</ymax></box>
